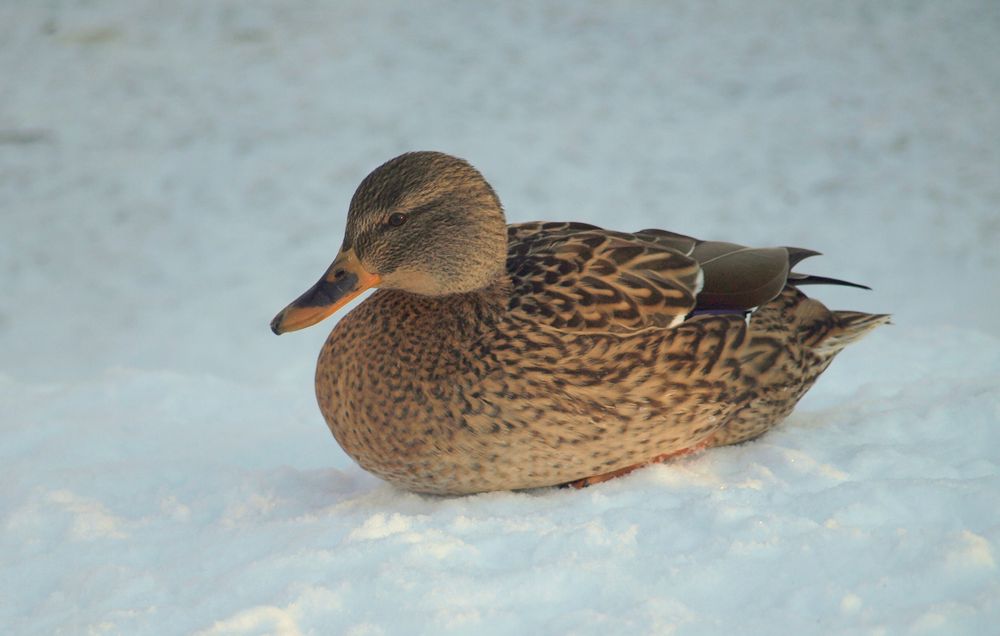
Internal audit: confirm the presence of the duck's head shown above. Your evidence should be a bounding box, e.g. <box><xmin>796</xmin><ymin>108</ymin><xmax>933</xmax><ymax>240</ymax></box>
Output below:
<box><xmin>271</xmin><ymin>151</ymin><xmax>508</xmax><ymax>334</ymax></box>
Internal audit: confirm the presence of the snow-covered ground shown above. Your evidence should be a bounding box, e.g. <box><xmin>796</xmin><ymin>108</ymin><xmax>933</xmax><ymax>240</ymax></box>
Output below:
<box><xmin>2</xmin><ymin>1</ymin><xmax>999</xmax><ymax>633</ymax></box>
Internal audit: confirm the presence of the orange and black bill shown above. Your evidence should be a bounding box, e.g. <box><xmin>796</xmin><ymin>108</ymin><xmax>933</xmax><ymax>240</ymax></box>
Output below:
<box><xmin>270</xmin><ymin>248</ymin><xmax>381</xmax><ymax>335</ymax></box>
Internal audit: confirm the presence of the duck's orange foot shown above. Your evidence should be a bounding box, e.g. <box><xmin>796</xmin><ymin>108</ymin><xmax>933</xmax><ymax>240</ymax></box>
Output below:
<box><xmin>562</xmin><ymin>441</ymin><xmax>712</xmax><ymax>489</ymax></box>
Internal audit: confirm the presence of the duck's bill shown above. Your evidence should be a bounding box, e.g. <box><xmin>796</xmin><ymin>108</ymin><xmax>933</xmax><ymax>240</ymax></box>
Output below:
<box><xmin>270</xmin><ymin>249</ymin><xmax>381</xmax><ymax>335</ymax></box>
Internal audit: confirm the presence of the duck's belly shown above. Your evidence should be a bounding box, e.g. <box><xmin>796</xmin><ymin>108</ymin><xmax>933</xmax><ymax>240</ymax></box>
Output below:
<box><xmin>313</xmin><ymin>306</ymin><xmax>755</xmax><ymax>495</ymax></box>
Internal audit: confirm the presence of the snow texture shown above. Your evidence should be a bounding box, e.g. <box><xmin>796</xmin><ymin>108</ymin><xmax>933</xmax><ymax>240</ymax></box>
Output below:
<box><xmin>2</xmin><ymin>1</ymin><xmax>999</xmax><ymax>634</ymax></box>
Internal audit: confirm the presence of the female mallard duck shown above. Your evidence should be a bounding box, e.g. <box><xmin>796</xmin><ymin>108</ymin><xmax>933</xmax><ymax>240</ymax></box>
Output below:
<box><xmin>271</xmin><ymin>151</ymin><xmax>888</xmax><ymax>495</ymax></box>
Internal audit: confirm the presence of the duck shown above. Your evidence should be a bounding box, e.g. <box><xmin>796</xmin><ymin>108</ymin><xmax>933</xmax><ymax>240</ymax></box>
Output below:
<box><xmin>271</xmin><ymin>151</ymin><xmax>889</xmax><ymax>495</ymax></box>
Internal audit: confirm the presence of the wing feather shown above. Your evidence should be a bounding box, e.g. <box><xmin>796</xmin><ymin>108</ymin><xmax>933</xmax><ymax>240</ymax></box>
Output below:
<box><xmin>506</xmin><ymin>222</ymin><xmax>700</xmax><ymax>333</ymax></box>
<box><xmin>506</xmin><ymin>222</ymin><xmax>868</xmax><ymax>333</ymax></box>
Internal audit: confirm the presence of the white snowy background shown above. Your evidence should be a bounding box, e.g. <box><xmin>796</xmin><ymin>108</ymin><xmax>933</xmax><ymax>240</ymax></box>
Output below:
<box><xmin>2</xmin><ymin>1</ymin><xmax>999</xmax><ymax>634</ymax></box>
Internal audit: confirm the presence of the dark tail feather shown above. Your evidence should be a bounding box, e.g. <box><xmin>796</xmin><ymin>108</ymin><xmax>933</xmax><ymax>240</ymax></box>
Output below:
<box><xmin>783</xmin><ymin>247</ymin><xmax>871</xmax><ymax>290</ymax></box>
<box><xmin>788</xmin><ymin>273</ymin><xmax>872</xmax><ymax>291</ymax></box>
<box><xmin>785</xmin><ymin>247</ymin><xmax>821</xmax><ymax>268</ymax></box>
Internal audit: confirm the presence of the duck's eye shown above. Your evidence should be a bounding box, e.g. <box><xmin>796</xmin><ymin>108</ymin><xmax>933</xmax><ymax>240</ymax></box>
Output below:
<box><xmin>387</xmin><ymin>213</ymin><xmax>407</xmax><ymax>227</ymax></box>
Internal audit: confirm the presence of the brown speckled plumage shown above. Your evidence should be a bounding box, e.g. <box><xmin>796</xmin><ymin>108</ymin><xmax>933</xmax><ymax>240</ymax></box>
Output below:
<box><xmin>273</xmin><ymin>151</ymin><xmax>889</xmax><ymax>495</ymax></box>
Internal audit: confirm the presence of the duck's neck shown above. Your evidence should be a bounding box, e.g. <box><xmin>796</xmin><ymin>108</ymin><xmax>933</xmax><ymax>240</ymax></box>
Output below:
<box><xmin>349</xmin><ymin>275</ymin><xmax>511</xmax><ymax>378</ymax></box>
<box><xmin>413</xmin><ymin>274</ymin><xmax>509</xmax><ymax>325</ymax></box>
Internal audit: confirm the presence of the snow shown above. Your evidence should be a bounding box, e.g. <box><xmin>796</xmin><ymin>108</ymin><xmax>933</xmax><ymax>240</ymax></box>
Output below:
<box><xmin>2</xmin><ymin>1</ymin><xmax>999</xmax><ymax>634</ymax></box>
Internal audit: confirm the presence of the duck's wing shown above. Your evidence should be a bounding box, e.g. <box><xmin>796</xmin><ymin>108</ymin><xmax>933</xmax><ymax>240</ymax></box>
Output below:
<box><xmin>506</xmin><ymin>223</ymin><xmax>866</xmax><ymax>334</ymax></box>
<box><xmin>506</xmin><ymin>222</ymin><xmax>702</xmax><ymax>333</ymax></box>
<box><xmin>633</xmin><ymin>228</ymin><xmax>868</xmax><ymax>311</ymax></box>
<box><xmin>633</xmin><ymin>228</ymin><xmax>805</xmax><ymax>311</ymax></box>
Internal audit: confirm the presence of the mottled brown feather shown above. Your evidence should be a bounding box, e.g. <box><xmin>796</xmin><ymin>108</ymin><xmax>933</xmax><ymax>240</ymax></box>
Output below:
<box><xmin>507</xmin><ymin>222</ymin><xmax>702</xmax><ymax>333</ymax></box>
